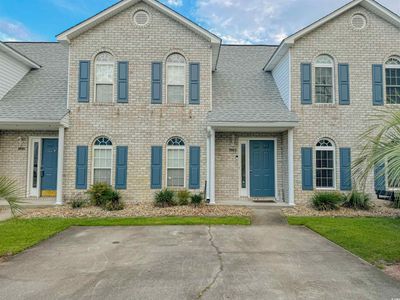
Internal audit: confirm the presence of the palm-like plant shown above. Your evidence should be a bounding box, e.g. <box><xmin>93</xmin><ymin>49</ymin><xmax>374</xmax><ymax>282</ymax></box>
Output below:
<box><xmin>353</xmin><ymin>109</ymin><xmax>400</xmax><ymax>190</ymax></box>
<box><xmin>0</xmin><ymin>176</ymin><xmax>22</xmax><ymax>216</ymax></box>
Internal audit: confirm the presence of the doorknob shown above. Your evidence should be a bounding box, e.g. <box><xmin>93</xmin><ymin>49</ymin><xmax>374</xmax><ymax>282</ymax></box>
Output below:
<box><xmin>250</xmin><ymin>170</ymin><xmax>253</xmax><ymax>173</ymax></box>
<box><xmin>40</xmin><ymin>168</ymin><xmax>45</xmax><ymax>177</ymax></box>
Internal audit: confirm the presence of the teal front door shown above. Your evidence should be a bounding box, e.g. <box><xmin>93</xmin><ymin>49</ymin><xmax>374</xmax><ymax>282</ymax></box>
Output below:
<box><xmin>41</xmin><ymin>139</ymin><xmax>58</xmax><ymax>197</ymax></box>
<box><xmin>250</xmin><ymin>140</ymin><xmax>275</xmax><ymax>197</ymax></box>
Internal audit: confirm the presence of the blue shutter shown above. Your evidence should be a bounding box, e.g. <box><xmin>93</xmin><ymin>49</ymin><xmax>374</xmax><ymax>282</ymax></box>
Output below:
<box><xmin>338</xmin><ymin>64</ymin><xmax>350</xmax><ymax>105</ymax></box>
<box><xmin>340</xmin><ymin>148</ymin><xmax>352</xmax><ymax>191</ymax></box>
<box><xmin>151</xmin><ymin>62</ymin><xmax>162</xmax><ymax>104</ymax></box>
<box><xmin>115</xmin><ymin>146</ymin><xmax>128</xmax><ymax>189</ymax></box>
<box><xmin>78</xmin><ymin>61</ymin><xmax>90</xmax><ymax>102</ymax></box>
<box><xmin>302</xmin><ymin>147</ymin><xmax>313</xmax><ymax>190</ymax></box>
<box><xmin>151</xmin><ymin>146</ymin><xmax>162</xmax><ymax>189</ymax></box>
<box><xmin>117</xmin><ymin>62</ymin><xmax>129</xmax><ymax>103</ymax></box>
<box><xmin>374</xmin><ymin>162</ymin><xmax>386</xmax><ymax>191</ymax></box>
<box><xmin>76</xmin><ymin>146</ymin><xmax>88</xmax><ymax>189</ymax></box>
<box><xmin>372</xmin><ymin>64</ymin><xmax>384</xmax><ymax>106</ymax></box>
<box><xmin>189</xmin><ymin>146</ymin><xmax>200</xmax><ymax>189</ymax></box>
<box><xmin>301</xmin><ymin>63</ymin><xmax>312</xmax><ymax>104</ymax></box>
<box><xmin>189</xmin><ymin>63</ymin><xmax>200</xmax><ymax>104</ymax></box>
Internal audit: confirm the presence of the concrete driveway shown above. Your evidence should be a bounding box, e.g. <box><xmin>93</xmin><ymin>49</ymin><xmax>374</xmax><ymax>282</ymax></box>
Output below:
<box><xmin>0</xmin><ymin>209</ymin><xmax>399</xmax><ymax>299</ymax></box>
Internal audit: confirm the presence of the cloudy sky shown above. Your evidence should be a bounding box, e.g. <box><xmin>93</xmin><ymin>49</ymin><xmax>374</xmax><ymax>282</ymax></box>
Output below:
<box><xmin>0</xmin><ymin>0</ymin><xmax>399</xmax><ymax>44</ymax></box>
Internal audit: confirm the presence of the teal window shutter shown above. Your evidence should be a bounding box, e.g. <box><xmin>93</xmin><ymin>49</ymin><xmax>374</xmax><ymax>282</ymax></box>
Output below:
<box><xmin>301</xmin><ymin>63</ymin><xmax>312</xmax><ymax>104</ymax></box>
<box><xmin>76</xmin><ymin>146</ymin><xmax>88</xmax><ymax>189</ymax></box>
<box><xmin>115</xmin><ymin>146</ymin><xmax>128</xmax><ymax>189</ymax></box>
<box><xmin>189</xmin><ymin>146</ymin><xmax>200</xmax><ymax>189</ymax></box>
<box><xmin>151</xmin><ymin>62</ymin><xmax>162</xmax><ymax>104</ymax></box>
<box><xmin>374</xmin><ymin>162</ymin><xmax>386</xmax><ymax>191</ymax></box>
<box><xmin>78</xmin><ymin>61</ymin><xmax>90</xmax><ymax>102</ymax></box>
<box><xmin>372</xmin><ymin>64</ymin><xmax>384</xmax><ymax>106</ymax></box>
<box><xmin>189</xmin><ymin>63</ymin><xmax>200</xmax><ymax>104</ymax></box>
<box><xmin>117</xmin><ymin>62</ymin><xmax>129</xmax><ymax>103</ymax></box>
<box><xmin>340</xmin><ymin>148</ymin><xmax>352</xmax><ymax>190</ymax></box>
<box><xmin>338</xmin><ymin>64</ymin><xmax>350</xmax><ymax>105</ymax></box>
<box><xmin>301</xmin><ymin>147</ymin><xmax>313</xmax><ymax>190</ymax></box>
<box><xmin>151</xmin><ymin>146</ymin><xmax>162</xmax><ymax>189</ymax></box>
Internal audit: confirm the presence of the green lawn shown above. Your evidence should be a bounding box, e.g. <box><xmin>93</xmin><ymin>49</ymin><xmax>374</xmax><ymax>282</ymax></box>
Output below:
<box><xmin>288</xmin><ymin>216</ymin><xmax>400</xmax><ymax>266</ymax></box>
<box><xmin>0</xmin><ymin>216</ymin><xmax>250</xmax><ymax>257</ymax></box>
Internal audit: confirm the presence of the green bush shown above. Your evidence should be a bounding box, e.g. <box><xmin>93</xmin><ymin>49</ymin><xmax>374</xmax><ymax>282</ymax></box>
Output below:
<box><xmin>393</xmin><ymin>192</ymin><xmax>400</xmax><ymax>209</ymax></box>
<box><xmin>154</xmin><ymin>189</ymin><xmax>175</xmax><ymax>207</ymax></box>
<box><xmin>311</xmin><ymin>191</ymin><xmax>344</xmax><ymax>211</ymax></box>
<box><xmin>176</xmin><ymin>189</ymin><xmax>191</xmax><ymax>206</ymax></box>
<box><xmin>191</xmin><ymin>193</ymin><xmax>203</xmax><ymax>207</ymax></box>
<box><xmin>87</xmin><ymin>183</ymin><xmax>114</xmax><ymax>207</ymax></box>
<box><xmin>69</xmin><ymin>194</ymin><xmax>89</xmax><ymax>209</ymax></box>
<box><xmin>103</xmin><ymin>190</ymin><xmax>124</xmax><ymax>211</ymax></box>
<box><xmin>343</xmin><ymin>190</ymin><xmax>371</xmax><ymax>210</ymax></box>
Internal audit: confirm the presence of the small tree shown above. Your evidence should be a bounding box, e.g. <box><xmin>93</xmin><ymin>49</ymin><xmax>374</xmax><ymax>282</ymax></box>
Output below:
<box><xmin>0</xmin><ymin>176</ymin><xmax>22</xmax><ymax>216</ymax></box>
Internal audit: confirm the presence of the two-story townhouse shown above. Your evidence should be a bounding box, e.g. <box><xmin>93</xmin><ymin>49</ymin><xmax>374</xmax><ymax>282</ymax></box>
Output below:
<box><xmin>0</xmin><ymin>0</ymin><xmax>399</xmax><ymax>206</ymax></box>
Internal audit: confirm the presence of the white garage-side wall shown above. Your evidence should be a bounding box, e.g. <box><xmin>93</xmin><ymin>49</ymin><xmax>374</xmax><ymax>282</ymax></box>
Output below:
<box><xmin>0</xmin><ymin>50</ymin><xmax>30</xmax><ymax>100</ymax></box>
<box><xmin>272</xmin><ymin>50</ymin><xmax>290</xmax><ymax>109</ymax></box>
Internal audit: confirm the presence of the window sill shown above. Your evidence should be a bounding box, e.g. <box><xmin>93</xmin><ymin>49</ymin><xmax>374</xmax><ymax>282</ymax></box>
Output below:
<box><xmin>92</xmin><ymin>102</ymin><xmax>115</xmax><ymax>106</ymax></box>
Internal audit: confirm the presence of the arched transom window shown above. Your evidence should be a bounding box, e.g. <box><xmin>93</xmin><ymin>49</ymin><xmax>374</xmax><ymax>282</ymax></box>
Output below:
<box><xmin>315</xmin><ymin>55</ymin><xmax>334</xmax><ymax>104</ymax></box>
<box><xmin>166</xmin><ymin>53</ymin><xmax>186</xmax><ymax>104</ymax></box>
<box><xmin>385</xmin><ymin>56</ymin><xmax>400</xmax><ymax>104</ymax></box>
<box><xmin>95</xmin><ymin>52</ymin><xmax>114</xmax><ymax>103</ymax></box>
<box><xmin>166</xmin><ymin>137</ymin><xmax>185</xmax><ymax>187</ymax></box>
<box><xmin>315</xmin><ymin>138</ymin><xmax>335</xmax><ymax>188</ymax></box>
<box><xmin>93</xmin><ymin>136</ymin><xmax>113</xmax><ymax>185</ymax></box>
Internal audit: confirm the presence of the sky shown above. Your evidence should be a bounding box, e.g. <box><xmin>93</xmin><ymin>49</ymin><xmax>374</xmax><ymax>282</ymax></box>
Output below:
<box><xmin>0</xmin><ymin>0</ymin><xmax>399</xmax><ymax>44</ymax></box>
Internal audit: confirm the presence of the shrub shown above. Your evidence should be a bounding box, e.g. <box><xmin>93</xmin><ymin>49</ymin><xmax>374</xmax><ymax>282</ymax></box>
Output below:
<box><xmin>154</xmin><ymin>189</ymin><xmax>175</xmax><ymax>207</ymax></box>
<box><xmin>393</xmin><ymin>192</ymin><xmax>400</xmax><ymax>209</ymax></box>
<box><xmin>69</xmin><ymin>194</ymin><xmax>89</xmax><ymax>209</ymax></box>
<box><xmin>191</xmin><ymin>193</ymin><xmax>203</xmax><ymax>207</ymax></box>
<box><xmin>311</xmin><ymin>191</ymin><xmax>344</xmax><ymax>211</ymax></box>
<box><xmin>103</xmin><ymin>190</ymin><xmax>124</xmax><ymax>211</ymax></box>
<box><xmin>176</xmin><ymin>189</ymin><xmax>191</xmax><ymax>206</ymax></box>
<box><xmin>87</xmin><ymin>183</ymin><xmax>114</xmax><ymax>207</ymax></box>
<box><xmin>343</xmin><ymin>190</ymin><xmax>371</xmax><ymax>210</ymax></box>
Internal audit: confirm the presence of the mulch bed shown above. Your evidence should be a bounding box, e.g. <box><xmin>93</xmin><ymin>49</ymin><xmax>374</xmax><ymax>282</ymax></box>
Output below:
<box><xmin>19</xmin><ymin>202</ymin><xmax>252</xmax><ymax>219</ymax></box>
<box><xmin>282</xmin><ymin>200</ymin><xmax>400</xmax><ymax>217</ymax></box>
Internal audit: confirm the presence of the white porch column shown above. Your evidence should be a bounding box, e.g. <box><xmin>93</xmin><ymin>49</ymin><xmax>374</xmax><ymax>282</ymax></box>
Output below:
<box><xmin>206</xmin><ymin>131</ymin><xmax>211</xmax><ymax>201</ymax></box>
<box><xmin>208</xmin><ymin>127</ymin><xmax>216</xmax><ymax>204</ymax></box>
<box><xmin>288</xmin><ymin>128</ymin><xmax>295</xmax><ymax>206</ymax></box>
<box><xmin>56</xmin><ymin>126</ymin><xmax>65</xmax><ymax>205</ymax></box>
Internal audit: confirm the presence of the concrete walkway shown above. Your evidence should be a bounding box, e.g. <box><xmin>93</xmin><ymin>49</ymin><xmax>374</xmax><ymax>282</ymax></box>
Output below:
<box><xmin>0</xmin><ymin>208</ymin><xmax>11</xmax><ymax>221</ymax></box>
<box><xmin>0</xmin><ymin>209</ymin><xmax>399</xmax><ymax>299</ymax></box>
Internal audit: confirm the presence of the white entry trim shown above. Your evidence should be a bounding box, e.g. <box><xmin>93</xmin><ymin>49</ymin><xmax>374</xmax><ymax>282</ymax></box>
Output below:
<box><xmin>238</xmin><ymin>137</ymin><xmax>278</xmax><ymax>200</ymax></box>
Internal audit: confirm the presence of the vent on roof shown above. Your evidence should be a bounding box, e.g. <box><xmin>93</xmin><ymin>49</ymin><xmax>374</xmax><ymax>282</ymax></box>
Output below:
<box><xmin>351</xmin><ymin>13</ymin><xmax>367</xmax><ymax>30</ymax></box>
<box><xmin>133</xmin><ymin>10</ymin><xmax>150</xmax><ymax>26</ymax></box>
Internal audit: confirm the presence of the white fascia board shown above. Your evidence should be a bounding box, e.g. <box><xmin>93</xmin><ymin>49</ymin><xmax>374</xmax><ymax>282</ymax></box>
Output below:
<box><xmin>208</xmin><ymin>121</ymin><xmax>299</xmax><ymax>132</ymax></box>
<box><xmin>0</xmin><ymin>119</ymin><xmax>65</xmax><ymax>130</ymax></box>
<box><xmin>0</xmin><ymin>43</ymin><xmax>41</xmax><ymax>69</ymax></box>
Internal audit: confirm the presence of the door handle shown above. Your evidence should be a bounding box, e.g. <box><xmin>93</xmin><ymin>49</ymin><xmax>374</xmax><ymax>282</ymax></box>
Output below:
<box><xmin>40</xmin><ymin>168</ymin><xmax>45</xmax><ymax>178</ymax></box>
<box><xmin>250</xmin><ymin>170</ymin><xmax>253</xmax><ymax>173</ymax></box>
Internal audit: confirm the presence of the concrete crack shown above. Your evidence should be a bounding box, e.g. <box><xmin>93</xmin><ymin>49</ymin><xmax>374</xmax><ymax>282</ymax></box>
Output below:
<box><xmin>198</xmin><ymin>225</ymin><xmax>223</xmax><ymax>299</ymax></box>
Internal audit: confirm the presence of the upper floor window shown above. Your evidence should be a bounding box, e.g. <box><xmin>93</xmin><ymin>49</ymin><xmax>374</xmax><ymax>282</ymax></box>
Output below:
<box><xmin>385</xmin><ymin>56</ymin><xmax>400</xmax><ymax>104</ymax></box>
<box><xmin>166</xmin><ymin>53</ymin><xmax>186</xmax><ymax>104</ymax></box>
<box><xmin>315</xmin><ymin>55</ymin><xmax>334</xmax><ymax>104</ymax></box>
<box><xmin>315</xmin><ymin>138</ymin><xmax>335</xmax><ymax>189</ymax></box>
<box><xmin>95</xmin><ymin>52</ymin><xmax>114</xmax><ymax>103</ymax></box>
<box><xmin>166</xmin><ymin>137</ymin><xmax>185</xmax><ymax>187</ymax></box>
<box><xmin>93</xmin><ymin>136</ymin><xmax>113</xmax><ymax>185</ymax></box>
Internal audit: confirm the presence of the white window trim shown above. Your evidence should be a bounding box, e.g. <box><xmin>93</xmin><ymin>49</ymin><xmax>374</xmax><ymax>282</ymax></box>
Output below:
<box><xmin>166</xmin><ymin>60</ymin><xmax>186</xmax><ymax>105</ymax></box>
<box><xmin>166</xmin><ymin>145</ymin><xmax>186</xmax><ymax>188</ymax></box>
<box><xmin>315</xmin><ymin>142</ymin><xmax>336</xmax><ymax>190</ymax></box>
<box><xmin>385</xmin><ymin>158</ymin><xmax>400</xmax><ymax>191</ymax></box>
<box><xmin>314</xmin><ymin>56</ymin><xmax>335</xmax><ymax>104</ymax></box>
<box><xmin>384</xmin><ymin>57</ymin><xmax>400</xmax><ymax>104</ymax></box>
<box><xmin>94</xmin><ymin>55</ymin><xmax>115</xmax><ymax>104</ymax></box>
<box><xmin>92</xmin><ymin>144</ymin><xmax>113</xmax><ymax>186</ymax></box>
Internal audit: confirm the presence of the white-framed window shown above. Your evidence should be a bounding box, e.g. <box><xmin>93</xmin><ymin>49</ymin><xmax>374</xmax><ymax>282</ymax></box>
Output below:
<box><xmin>95</xmin><ymin>52</ymin><xmax>114</xmax><ymax>103</ymax></box>
<box><xmin>315</xmin><ymin>138</ymin><xmax>335</xmax><ymax>189</ymax></box>
<box><xmin>385</xmin><ymin>56</ymin><xmax>400</xmax><ymax>104</ymax></box>
<box><xmin>166</xmin><ymin>137</ymin><xmax>185</xmax><ymax>188</ymax></box>
<box><xmin>315</xmin><ymin>55</ymin><xmax>334</xmax><ymax>104</ymax></box>
<box><xmin>166</xmin><ymin>53</ymin><xmax>186</xmax><ymax>104</ymax></box>
<box><xmin>93</xmin><ymin>136</ymin><xmax>113</xmax><ymax>185</ymax></box>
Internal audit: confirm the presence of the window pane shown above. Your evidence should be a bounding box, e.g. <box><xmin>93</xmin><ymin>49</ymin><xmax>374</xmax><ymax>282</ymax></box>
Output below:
<box><xmin>167</xmin><ymin>149</ymin><xmax>184</xmax><ymax>168</ymax></box>
<box><xmin>96</xmin><ymin>84</ymin><xmax>113</xmax><ymax>103</ymax></box>
<box><xmin>32</xmin><ymin>142</ymin><xmax>39</xmax><ymax>188</ymax></box>
<box><xmin>168</xmin><ymin>85</ymin><xmax>184</xmax><ymax>104</ymax></box>
<box><xmin>386</xmin><ymin>68</ymin><xmax>400</xmax><ymax>104</ymax></box>
<box><xmin>167</xmin><ymin>65</ymin><xmax>185</xmax><ymax>85</ymax></box>
<box><xmin>96</xmin><ymin>64</ymin><xmax>113</xmax><ymax>83</ymax></box>
<box><xmin>93</xmin><ymin>169</ymin><xmax>111</xmax><ymax>185</ymax></box>
<box><xmin>241</xmin><ymin>144</ymin><xmax>246</xmax><ymax>189</ymax></box>
<box><xmin>167</xmin><ymin>169</ymin><xmax>184</xmax><ymax>187</ymax></box>
<box><xmin>94</xmin><ymin>149</ymin><xmax>112</xmax><ymax>168</ymax></box>
<box><xmin>316</xmin><ymin>150</ymin><xmax>334</xmax><ymax>188</ymax></box>
<box><xmin>315</xmin><ymin>67</ymin><xmax>333</xmax><ymax>103</ymax></box>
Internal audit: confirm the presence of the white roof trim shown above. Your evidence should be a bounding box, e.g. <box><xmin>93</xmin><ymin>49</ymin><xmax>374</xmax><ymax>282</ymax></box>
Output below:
<box><xmin>264</xmin><ymin>0</ymin><xmax>400</xmax><ymax>71</ymax></box>
<box><xmin>0</xmin><ymin>42</ymin><xmax>41</xmax><ymax>69</ymax></box>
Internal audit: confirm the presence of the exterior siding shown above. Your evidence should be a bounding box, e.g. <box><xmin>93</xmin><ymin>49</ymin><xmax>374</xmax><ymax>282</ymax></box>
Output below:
<box><xmin>290</xmin><ymin>5</ymin><xmax>400</xmax><ymax>204</ymax></box>
<box><xmin>272</xmin><ymin>51</ymin><xmax>290</xmax><ymax>109</ymax></box>
<box><xmin>0</xmin><ymin>51</ymin><xmax>29</xmax><ymax>100</ymax></box>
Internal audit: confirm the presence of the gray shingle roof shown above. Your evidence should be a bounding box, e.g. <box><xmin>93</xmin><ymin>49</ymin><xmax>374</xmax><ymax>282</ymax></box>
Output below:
<box><xmin>209</xmin><ymin>45</ymin><xmax>298</xmax><ymax>124</ymax></box>
<box><xmin>0</xmin><ymin>42</ymin><xmax>68</xmax><ymax>121</ymax></box>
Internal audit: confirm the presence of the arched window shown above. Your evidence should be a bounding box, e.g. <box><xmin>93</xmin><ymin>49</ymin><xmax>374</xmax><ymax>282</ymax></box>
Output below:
<box><xmin>315</xmin><ymin>138</ymin><xmax>335</xmax><ymax>188</ymax></box>
<box><xmin>315</xmin><ymin>55</ymin><xmax>334</xmax><ymax>104</ymax></box>
<box><xmin>385</xmin><ymin>56</ymin><xmax>400</xmax><ymax>104</ymax></box>
<box><xmin>166</xmin><ymin>53</ymin><xmax>186</xmax><ymax>104</ymax></box>
<box><xmin>166</xmin><ymin>137</ymin><xmax>185</xmax><ymax>187</ymax></box>
<box><xmin>95</xmin><ymin>52</ymin><xmax>114</xmax><ymax>103</ymax></box>
<box><xmin>93</xmin><ymin>136</ymin><xmax>113</xmax><ymax>185</ymax></box>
